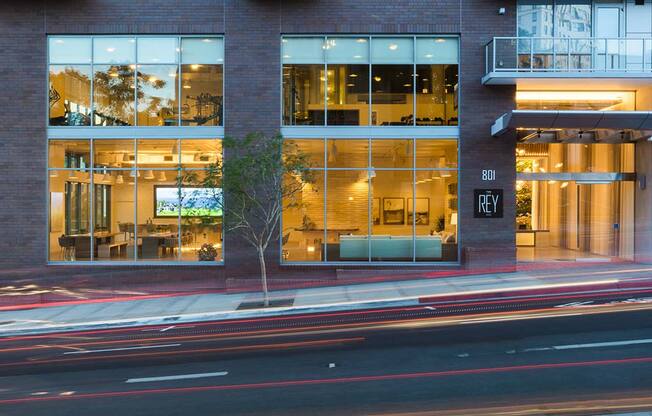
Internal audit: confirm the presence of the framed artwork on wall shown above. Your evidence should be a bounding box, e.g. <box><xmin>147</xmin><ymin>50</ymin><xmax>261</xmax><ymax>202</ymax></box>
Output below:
<box><xmin>383</xmin><ymin>197</ymin><xmax>405</xmax><ymax>225</ymax></box>
<box><xmin>372</xmin><ymin>197</ymin><xmax>380</xmax><ymax>225</ymax></box>
<box><xmin>408</xmin><ymin>197</ymin><xmax>430</xmax><ymax>225</ymax></box>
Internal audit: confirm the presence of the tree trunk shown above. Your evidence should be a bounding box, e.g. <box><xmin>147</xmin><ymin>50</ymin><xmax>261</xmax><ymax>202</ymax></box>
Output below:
<box><xmin>257</xmin><ymin>246</ymin><xmax>270</xmax><ymax>307</ymax></box>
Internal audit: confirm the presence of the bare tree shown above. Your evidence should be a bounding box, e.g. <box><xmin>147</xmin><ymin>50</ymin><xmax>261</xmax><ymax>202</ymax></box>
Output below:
<box><xmin>184</xmin><ymin>133</ymin><xmax>315</xmax><ymax>306</ymax></box>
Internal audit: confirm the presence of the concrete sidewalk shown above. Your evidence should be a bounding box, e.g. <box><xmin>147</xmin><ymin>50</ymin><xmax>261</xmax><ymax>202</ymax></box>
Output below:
<box><xmin>1</xmin><ymin>262</ymin><xmax>652</xmax><ymax>336</ymax></box>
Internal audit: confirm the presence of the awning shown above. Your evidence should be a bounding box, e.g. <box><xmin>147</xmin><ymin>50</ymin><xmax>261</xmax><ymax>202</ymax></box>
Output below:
<box><xmin>492</xmin><ymin>110</ymin><xmax>652</xmax><ymax>142</ymax></box>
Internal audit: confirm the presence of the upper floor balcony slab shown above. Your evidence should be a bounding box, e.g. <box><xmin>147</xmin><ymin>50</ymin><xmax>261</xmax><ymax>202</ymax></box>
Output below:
<box><xmin>483</xmin><ymin>37</ymin><xmax>652</xmax><ymax>86</ymax></box>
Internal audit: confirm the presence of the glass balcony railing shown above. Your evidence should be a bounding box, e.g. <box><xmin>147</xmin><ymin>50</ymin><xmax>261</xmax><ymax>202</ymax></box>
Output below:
<box><xmin>485</xmin><ymin>36</ymin><xmax>652</xmax><ymax>78</ymax></box>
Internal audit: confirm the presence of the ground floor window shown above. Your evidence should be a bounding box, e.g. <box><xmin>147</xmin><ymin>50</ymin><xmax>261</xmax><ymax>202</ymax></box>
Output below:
<box><xmin>48</xmin><ymin>138</ymin><xmax>223</xmax><ymax>263</ymax></box>
<box><xmin>282</xmin><ymin>138</ymin><xmax>458</xmax><ymax>263</ymax></box>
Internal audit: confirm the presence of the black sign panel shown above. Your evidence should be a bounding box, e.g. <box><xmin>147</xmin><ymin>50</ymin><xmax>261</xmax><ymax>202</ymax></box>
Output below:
<box><xmin>474</xmin><ymin>189</ymin><xmax>503</xmax><ymax>218</ymax></box>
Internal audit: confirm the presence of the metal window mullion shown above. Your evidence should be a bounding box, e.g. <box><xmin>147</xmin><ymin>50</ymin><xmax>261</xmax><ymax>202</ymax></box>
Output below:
<box><xmin>178</xmin><ymin>36</ymin><xmax>182</xmax><ymax>126</ymax></box>
<box><xmin>89</xmin><ymin>139</ymin><xmax>94</xmax><ymax>261</ymax></box>
<box><xmin>412</xmin><ymin>138</ymin><xmax>416</xmax><ymax>262</ymax></box>
<box><xmin>91</xmin><ymin>37</ymin><xmax>95</xmax><ymax>125</ymax></box>
<box><xmin>178</xmin><ymin>139</ymin><xmax>182</xmax><ymax>261</ymax></box>
<box><xmin>134</xmin><ymin>38</ymin><xmax>138</xmax><ymax>126</ymax></box>
<box><xmin>368</xmin><ymin>137</ymin><xmax>372</xmax><ymax>262</ymax></box>
<box><xmin>323</xmin><ymin>142</ymin><xmax>328</xmax><ymax>263</ymax></box>
<box><xmin>413</xmin><ymin>36</ymin><xmax>417</xmax><ymax>126</ymax></box>
<box><xmin>133</xmin><ymin>139</ymin><xmax>138</xmax><ymax>260</ymax></box>
<box><xmin>368</xmin><ymin>36</ymin><xmax>372</xmax><ymax>126</ymax></box>
<box><xmin>324</xmin><ymin>36</ymin><xmax>328</xmax><ymax>127</ymax></box>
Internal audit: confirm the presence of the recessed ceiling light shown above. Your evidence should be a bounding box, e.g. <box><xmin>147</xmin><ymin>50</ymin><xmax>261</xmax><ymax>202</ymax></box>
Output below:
<box><xmin>425</xmin><ymin>54</ymin><xmax>433</xmax><ymax>58</ymax></box>
<box><xmin>374</xmin><ymin>76</ymin><xmax>382</xmax><ymax>82</ymax></box>
<box><xmin>349</xmin><ymin>73</ymin><xmax>358</xmax><ymax>77</ymax></box>
<box><xmin>191</xmin><ymin>64</ymin><xmax>201</xmax><ymax>70</ymax></box>
<box><xmin>202</xmin><ymin>38</ymin><xmax>213</xmax><ymax>43</ymax></box>
<box><xmin>346</xmin><ymin>83</ymin><xmax>355</xmax><ymax>87</ymax></box>
<box><xmin>389</xmin><ymin>43</ymin><xmax>398</xmax><ymax>50</ymax></box>
<box><xmin>353</xmin><ymin>55</ymin><xmax>362</xmax><ymax>59</ymax></box>
<box><xmin>356</xmin><ymin>38</ymin><xmax>367</xmax><ymax>43</ymax></box>
<box><xmin>54</xmin><ymin>39</ymin><xmax>64</xmax><ymax>44</ymax></box>
<box><xmin>106</xmin><ymin>47</ymin><xmax>116</xmax><ymax>52</ymax></box>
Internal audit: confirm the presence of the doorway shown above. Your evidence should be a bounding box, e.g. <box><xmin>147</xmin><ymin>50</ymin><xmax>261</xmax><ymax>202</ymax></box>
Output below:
<box><xmin>516</xmin><ymin>180</ymin><xmax>634</xmax><ymax>262</ymax></box>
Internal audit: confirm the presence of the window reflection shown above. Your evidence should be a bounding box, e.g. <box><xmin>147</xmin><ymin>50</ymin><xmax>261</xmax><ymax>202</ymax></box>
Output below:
<box><xmin>180</xmin><ymin>64</ymin><xmax>223</xmax><ymax>126</ymax></box>
<box><xmin>93</xmin><ymin>65</ymin><xmax>135</xmax><ymax>126</ymax></box>
<box><xmin>49</xmin><ymin>65</ymin><xmax>91</xmax><ymax>126</ymax></box>
<box><xmin>137</xmin><ymin>65</ymin><xmax>179</xmax><ymax>126</ymax></box>
<box><xmin>283</xmin><ymin>64</ymin><xmax>325</xmax><ymax>125</ymax></box>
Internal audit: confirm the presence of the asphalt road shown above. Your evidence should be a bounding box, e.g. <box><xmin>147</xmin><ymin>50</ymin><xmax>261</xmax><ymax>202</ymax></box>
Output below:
<box><xmin>2</xmin><ymin>298</ymin><xmax>652</xmax><ymax>415</ymax></box>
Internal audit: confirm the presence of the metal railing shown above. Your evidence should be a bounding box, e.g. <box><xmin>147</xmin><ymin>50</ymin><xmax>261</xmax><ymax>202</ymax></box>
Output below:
<box><xmin>486</xmin><ymin>36</ymin><xmax>652</xmax><ymax>74</ymax></box>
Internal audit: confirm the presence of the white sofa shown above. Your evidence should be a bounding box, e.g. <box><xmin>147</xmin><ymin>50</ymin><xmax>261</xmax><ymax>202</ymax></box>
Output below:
<box><xmin>339</xmin><ymin>235</ymin><xmax>442</xmax><ymax>260</ymax></box>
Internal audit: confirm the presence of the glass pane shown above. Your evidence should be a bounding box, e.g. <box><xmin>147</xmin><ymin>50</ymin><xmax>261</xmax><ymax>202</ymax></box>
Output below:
<box><xmin>93</xmin><ymin>65</ymin><xmax>135</xmax><ymax>126</ymax></box>
<box><xmin>416</xmin><ymin>64</ymin><xmax>458</xmax><ymax>126</ymax></box>
<box><xmin>415</xmin><ymin>171</ymin><xmax>457</xmax><ymax>261</ymax></box>
<box><xmin>285</xmin><ymin>139</ymin><xmax>324</xmax><ymax>168</ymax></box>
<box><xmin>371</xmin><ymin>65</ymin><xmax>413</xmax><ymax>126</ymax></box>
<box><xmin>282</xmin><ymin>64</ymin><xmax>325</xmax><ymax>125</ymax></box>
<box><xmin>137</xmin><ymin>65</ymin><xmax>179</xmax><ymax>126</ymax></box>
<box><xmin>554</xmin><ymin>1</ymin><xmax>591</xmax><ymax>38</ymax></box>
<box><xmin>516</xmin><ymin>143</ymin><xmax>635</xmax><ymax>174</ymax></box>
<box><xmin>282</xmin><ymin>37</ymin><xmax>325</xmax><ymax>63</ymax></box>
<box><xmin>327</xmin><ymin>170</ymin><xmax>369</xmax><ymax>261</ymax></box>
<box><xmin>416</xmin><ymin>38</ymin><xmax>459</xmax><ymax>64</ymax></box>
<box><xmin>179</xmin><ymin>171</ymin><xmax>223</xmax><ymax>262</ymax></box>
<box><xmin>94</xmin><ymin>139</ymin><xmax>135</xmax><ymax>169</ymax></box>
<box><xmin>518</xmin><ymin>2</ymin><xmax>553</xmax><ymax>37</ymax></box>
<box><xmin>136</xmin><ymin>139</ymin><xmax>179</xmax><ymax>168</ymax></box>
<box><xmin>138</xmin><ymin>37</ymin><xmax>179</xmax><ymax>64</ymax></box>
<box><xmin>64</xmin><ymin>181</ymin><xmax>92</xmax><ymax>259</ymax></box>
<box><xmin>326</xmin><ymin>64</ymin><xmax>369</xmax><ymax>126</ymax></box>
<box><xmin>327</xmin><ymin>139</ymin><xmax>368</xmax><ymax>168</ymax></box>
<box><xmin>282</xmin><ymin>172</ymin><xmax>324</xmax><ymax>262</ymax></box>
<box><xmin>93</xmin><ymin>37</ymin><xmax>136</xmax><ymax>63</ymax></box>
<box><xmin>415</xmin><ymin>140</ymin><xmax>458</xmax><ymax>169</ymax></box>
<box><xmin>49</xmin><ymin>140</ymin><xmax>91</xmax><ymax>170</ymax></box>
<box><xmin>137</xmin><ymin>170</ymin><xmax>182</xmax><ymax>261</ymax></box>
<box><xmin>181</xmin><ymin>139</ymin><xmax>222</xmax><ymax>168</ymax></box>
<box><xmin>181</xmin><ymin>37</ymin><xmax>224</xmax><ymax>64</ymax></box>
<box><xmin>49</xmin><ymin>37</ymin><xmax>91</xmax><ymax>64</ymax></box>
<box><xmin>326</xmin><ymin>37</ymin><xmax>369</xmax><ymax>63</ymax></box>
<box><xmin>371</xmin><ymin>37</ymin><xmax>413</xmax><ymax>64</ymax></box>
<box><xmin>371</xmin><ymin>139</ymin><xmax>413</xmax><ymax>169</ymax></box>
<box><xmin>49</xmin><ymin>65</ymin><xmax>91</xmax><ymax>126</ymax></box>
<box><xmin>371</xmin><ymin>171</ymin><xmax>413</xmax><ymax>261</ymax></box>
<box><xmin>180</xmin><ymin>64</ymin><xmax>223</xmax><ymax>126</ymax></box>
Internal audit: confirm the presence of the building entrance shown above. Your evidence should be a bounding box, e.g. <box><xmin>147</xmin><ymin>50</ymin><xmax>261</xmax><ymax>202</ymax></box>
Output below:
<box><xmin>515</xmin><ymin>143</ymin><xmax>635</xmax><ymax>262</ymax></box>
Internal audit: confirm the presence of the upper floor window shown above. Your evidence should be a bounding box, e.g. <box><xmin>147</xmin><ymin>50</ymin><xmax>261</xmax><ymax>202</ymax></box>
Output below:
<box><xmin>518</xmin><ymin>1</ymin><xmax>591</xmax><ymax>38</ymax></box>
<box><xmin>48</xmin><ymin>36</ymin><xmax>223</xmax><ymax>127</ymax></box>
<box><xmin>282</xmin><ymin>36</ymin><xmax>459</xmax><ymax>127</ymax></box>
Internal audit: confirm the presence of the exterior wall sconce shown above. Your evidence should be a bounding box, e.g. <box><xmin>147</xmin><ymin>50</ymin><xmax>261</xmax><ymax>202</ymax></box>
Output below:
<box><xmin>498</xmin><ymin>7</ymin><xmax>506</xmax><ymax>15</ymax></box>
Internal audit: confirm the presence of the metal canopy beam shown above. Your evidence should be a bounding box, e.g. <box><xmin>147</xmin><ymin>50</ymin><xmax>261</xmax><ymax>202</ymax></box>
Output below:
<box><xmin>491</xmin><ymin>110</ymin><xmax>652</xmax><ymax>140</ymax></box>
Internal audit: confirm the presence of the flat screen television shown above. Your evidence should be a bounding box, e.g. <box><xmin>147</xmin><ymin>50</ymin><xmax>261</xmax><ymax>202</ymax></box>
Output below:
<box><xmin>154</xmin><ymin>186</ymin><xmax>223</xmax><ymax>218</ymax></box>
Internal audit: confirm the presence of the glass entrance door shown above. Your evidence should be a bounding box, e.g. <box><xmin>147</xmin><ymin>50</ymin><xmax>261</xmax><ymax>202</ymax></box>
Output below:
<box><xmin>516</xmin><ymin>180</ymin><xmax>634</xmax><ymax>262</ymax></box>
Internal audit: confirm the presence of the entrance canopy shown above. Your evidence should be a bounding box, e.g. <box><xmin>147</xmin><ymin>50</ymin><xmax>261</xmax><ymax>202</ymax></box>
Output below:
<box><xmin>492</xmin><ymin>110</ymin><xmax>652</xmax><ymax>143</ymax></box>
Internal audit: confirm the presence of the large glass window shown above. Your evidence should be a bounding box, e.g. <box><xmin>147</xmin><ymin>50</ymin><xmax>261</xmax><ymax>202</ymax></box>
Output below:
<box><xmin>282</xmin><ymin>138</ymin><xmax>458</xmax><ymax>263</ymax></box>
<box><xmin>282</xmin><ymin>36</ymin><xmax>459</xmax><ymax>127</ymax></box>
<box><xmin>48</xmin><ymin>36</ymin><xmax>223</xmax><ymax>127</ymax></box>
<box><xmin>48</xmin><ymin>138</ymin><xmax>223</xmax><ymax>263</ymax></box>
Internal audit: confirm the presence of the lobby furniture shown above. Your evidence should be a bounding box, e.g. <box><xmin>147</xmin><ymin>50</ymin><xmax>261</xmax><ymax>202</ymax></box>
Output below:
<box><xmin>58</xmin><ymin>235</ymin><xmax>76</xmax><ymax>261</ymax></box>
<box><xmin>516</xmin><ymin>230</ymin><xmax>550</xmax><ymax>247</ymax></box>
<box><xmin>140</xmin><ymin>233</ymin><xmax>174</xmax><ymax>259</ymax></box>
<box><xmin>339</xmin><ymin>235</ymin><xmax>442</xmax><ymax>260</ymax></box>
<box><xmin>97</xmin><ymin>241</ymin><xmax>129</xmax><ymax>259</ymax></box>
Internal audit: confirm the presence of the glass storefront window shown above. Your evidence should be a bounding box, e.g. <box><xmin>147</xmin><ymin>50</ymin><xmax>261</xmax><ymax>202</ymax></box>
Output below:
<box><xmin>180</xmin><ymin>64</ymin><xmax>223</xmax><ymax>126</ymax></box>
<box><xmin>93</xmin><ymin>65</ymin><xmax>136</xmax><ymax>126</ymax></box>
<box><xmin>49</xmin><ymin>37</ymin><xmax>92</xmax><ymax>64</ymax></box>
<box><xmin>285</xmin><ymin>139</ymin><xmax>325</xmax><ymax>168</ymax></box>
<box><xmin>281</xmin><ymin>36</ymin><xmax>459</xmax><ymax>127</ymax></box>
<box><xmin>93</xmin><ymin>38</ymin><xmax>136</xmax><ymax>64</ymax></box>
<box><xmin>48</xmin><ymin>36</ymin><xmax>223</xmax><ymax>127</ymax></box>
<box><xmin>282</xmin><ymin>138</ymin><xmax>459</xmax><ymax>264</ymax></box>
<box><xmin>415</xmin><ymin>65</ymin><xmax>458</xmax><ymax>126</ymax></box>
<box><xmin>49</xmin><ymin>138</ymin><xmax>223</xmax><ymax>263</ymax></box>
<box><xmin>283</xmin><ymin>64</ymin><xmax>325</xmax><ymax>125</ymax></box>
<box><xmin>137</xmin><ymin>65</ymin><xmax>179</xmax><ymax>126</ymax></box>
<box><xmin>371</xmin><ymin>65</ymin><xmax>413</xmax><ymax>126</ymax></box>
<box><xmin>49</xmin><ymin>65</ymin><xmax>92</xmax><ymax>126</ymax></box>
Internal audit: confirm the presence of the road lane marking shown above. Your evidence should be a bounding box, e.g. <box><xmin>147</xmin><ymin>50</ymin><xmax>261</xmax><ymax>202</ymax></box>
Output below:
<box><xmin>62</xmin><ymin>344</ymin><xmax>181</xmax><ymax>355</ymax></box>
<box><xmin>522</xmin><ymin>338</ymin><xmax>652</xmax><ymax>353</ymax></box>
<box><xmin>126</xmin><ymin>371</ymin><xmax>228</xmax><ymax>384</ymax></box>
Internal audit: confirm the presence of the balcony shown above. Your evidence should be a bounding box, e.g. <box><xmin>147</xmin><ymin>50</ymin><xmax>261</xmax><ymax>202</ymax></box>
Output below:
<box><xmin>483</xmin><ymin>37</ymin><xmax>652</xmax><ymax>85</ymax></box>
